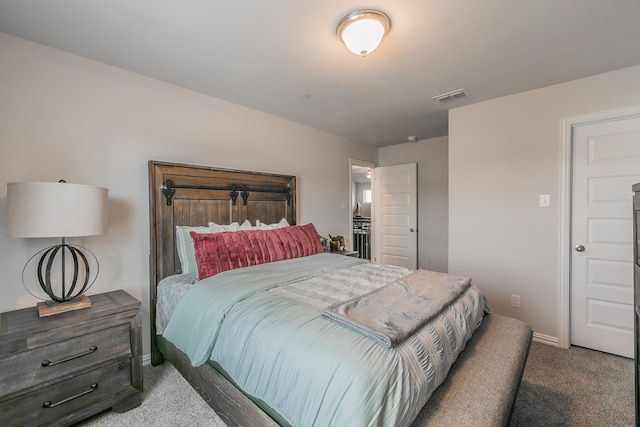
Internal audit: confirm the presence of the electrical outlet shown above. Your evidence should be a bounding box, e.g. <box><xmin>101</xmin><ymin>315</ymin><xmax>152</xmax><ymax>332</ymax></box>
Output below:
<box><xmin>511</xmin><ymin>294</ymin><xmax>521</xmax><ymax>308</ymax></box>
<box><xmin>422</xmin><ymin>259</ymin><xmax>429</xmax><ymax>269</ymax></box>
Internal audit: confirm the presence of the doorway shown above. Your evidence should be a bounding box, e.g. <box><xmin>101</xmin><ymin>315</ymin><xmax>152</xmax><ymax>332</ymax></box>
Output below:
<box><xmin>350</xmin><ymin>159</ymin><xmax>374</xmax><ymax>260</ymax></box>
<box><xmin>560</xmin><ymin>105</ymin><xmax>640</xmax><ymax>357</ymax></box>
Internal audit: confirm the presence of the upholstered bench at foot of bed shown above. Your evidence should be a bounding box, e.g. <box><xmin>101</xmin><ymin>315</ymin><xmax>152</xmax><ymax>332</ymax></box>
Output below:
<box><xmin>411</xmin><ymin>314</ymin><xmax>533</xmax><ymax>427</ymax></box>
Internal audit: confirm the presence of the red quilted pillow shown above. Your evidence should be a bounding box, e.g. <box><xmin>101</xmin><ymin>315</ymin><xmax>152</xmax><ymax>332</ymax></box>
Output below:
<box><xmin>191</xmin><ymin>223</ymin><xmax>323</xmax><ymax>280</ymax></box>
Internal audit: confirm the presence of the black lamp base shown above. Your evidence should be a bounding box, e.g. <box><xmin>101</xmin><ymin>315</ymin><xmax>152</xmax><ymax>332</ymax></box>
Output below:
<box><xmin>37</xmin><ymin>294</ymin><xmax>92</xmax><ymax>317</ymax></box>
<box><xmin>22</xmin><ymin>239</ymin><xmax>99</xmax><ymax>315</ymax></box>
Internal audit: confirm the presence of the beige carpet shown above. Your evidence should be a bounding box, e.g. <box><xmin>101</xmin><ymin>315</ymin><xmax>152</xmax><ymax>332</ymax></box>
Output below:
<box><xmin>510</xmin><ymin>342</ymin><xmax>634</xmax><ymax>426</ymax></box>
<box><xmin>80</xmin><ymin>341</ymin><xmax>634</xmax><ymax>426</ymax></box>
<box><xmin>80</xmin><ymin>361</ymin><xmax>226</xmax><ymax>426</ymax></box>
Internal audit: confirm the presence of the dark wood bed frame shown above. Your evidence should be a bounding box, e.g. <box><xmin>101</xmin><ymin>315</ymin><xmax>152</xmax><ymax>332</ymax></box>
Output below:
<box><xmin>148</xmin><ymin>160</ymin><xmax>533</xmax><ymax>427</ymax></box>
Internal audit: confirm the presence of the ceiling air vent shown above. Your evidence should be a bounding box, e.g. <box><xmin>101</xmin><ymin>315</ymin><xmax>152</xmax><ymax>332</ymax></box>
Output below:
<box><xmin>432</xmin><ymin>88</ymin><xmax>467</xmax><ymax>103</ymax></box>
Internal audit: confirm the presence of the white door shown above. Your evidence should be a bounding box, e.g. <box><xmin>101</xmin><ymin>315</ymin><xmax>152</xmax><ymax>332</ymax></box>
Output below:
<box><xmin>571</xmin><ymin>115</ymin><xmax>640</xmax><ymax>358</ymax></box>
<box><xmin>373</xmin><ymin>163</ymin><xmax>417</xmax><ymax>269</ymax></box>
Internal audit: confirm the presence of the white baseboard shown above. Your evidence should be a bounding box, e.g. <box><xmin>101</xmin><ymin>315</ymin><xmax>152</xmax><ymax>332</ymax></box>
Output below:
<box><xmin>532</xmin><ymin>332</ymin><xmax>560</xmax><ymax>347</ymax></box>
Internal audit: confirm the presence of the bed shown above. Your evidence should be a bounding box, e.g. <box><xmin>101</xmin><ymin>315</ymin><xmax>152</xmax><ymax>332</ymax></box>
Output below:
<box><xmin>148</xmin><ymin>160</ymin><xmax>532</xmax><ymax>427</ymax></box>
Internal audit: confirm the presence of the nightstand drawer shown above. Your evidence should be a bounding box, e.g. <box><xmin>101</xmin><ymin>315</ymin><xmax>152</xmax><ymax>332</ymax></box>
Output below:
<box><xmin>0</xmin><ymin>323</ymin><xmax>131</xmax><ymax>397</ymax></box>
<box><xmin>0</xmin><ymin>358</ymin><xmax>132</xmax><ymax>427</ymax></box>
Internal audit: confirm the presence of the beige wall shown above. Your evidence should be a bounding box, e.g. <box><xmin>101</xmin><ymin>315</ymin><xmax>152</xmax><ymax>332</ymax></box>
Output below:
<box><xmin>449</xmin><ymin>65</ymin><xmax>640</xmax><ymax>341</ymax></box>
<box><xmin>378</xmin><ymin>136</ymin><xmax>449</xmax><ymax>273</ymax></box>
<box><xmin>0</xmin><ymin>33</ymin><xmax>377</xmax><ymax>358</ymax></box>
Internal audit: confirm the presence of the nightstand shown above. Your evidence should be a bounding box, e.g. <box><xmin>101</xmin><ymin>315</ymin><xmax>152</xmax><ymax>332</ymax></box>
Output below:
<box><xmin>0</xmin><ymin>290</ymin><xmax>142</xmax><ymax>426</ymax></box>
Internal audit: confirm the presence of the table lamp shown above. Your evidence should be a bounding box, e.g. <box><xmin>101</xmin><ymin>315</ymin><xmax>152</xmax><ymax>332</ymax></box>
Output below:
<box><xmin>6</xmin><ymin>181</ymin><xmax>108</xmax><ymax>316</ymax></box>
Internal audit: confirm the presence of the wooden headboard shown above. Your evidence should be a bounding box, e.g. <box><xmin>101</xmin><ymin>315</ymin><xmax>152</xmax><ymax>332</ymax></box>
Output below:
<box><xmin>148</xmin><ymin>160</ymin><xmax>297</xmax><ymax>364</ymax></box>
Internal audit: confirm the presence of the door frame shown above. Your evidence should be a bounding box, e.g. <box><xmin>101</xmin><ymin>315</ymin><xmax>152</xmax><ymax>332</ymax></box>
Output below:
<box><xmin>559</xmin><ymin>104</ymin><xmax>640</xmax><ymax>349</ymax></box>
<box><xmin>349</xmin><ymin>158</ymin><xmax>376</xmax><ymax>252</ymax></box>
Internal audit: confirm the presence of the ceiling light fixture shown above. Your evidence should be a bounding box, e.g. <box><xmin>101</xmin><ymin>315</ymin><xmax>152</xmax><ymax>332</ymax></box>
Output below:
<box><xmin>336</xmin><ymin>9</ymin><xmax>391</xmax><ymax>57</ymax></box>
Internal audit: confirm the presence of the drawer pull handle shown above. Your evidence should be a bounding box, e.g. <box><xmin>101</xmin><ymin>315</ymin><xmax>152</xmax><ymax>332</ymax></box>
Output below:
<box><xmin>43</xmin><ymin>383</ymin><xmax>98</xmax><ymax>408</ymax></box>
<box><xmin>41</xmin><ymin>345</ymin><xmax>98</xmax><ymax>367</ymax></box>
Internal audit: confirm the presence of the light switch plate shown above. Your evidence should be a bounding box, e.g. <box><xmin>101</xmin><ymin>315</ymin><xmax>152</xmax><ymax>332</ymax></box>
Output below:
<box><xmin>539</xmin><ymin>194</ymin><xmax>550</xmax><ymax>208</ymax></box>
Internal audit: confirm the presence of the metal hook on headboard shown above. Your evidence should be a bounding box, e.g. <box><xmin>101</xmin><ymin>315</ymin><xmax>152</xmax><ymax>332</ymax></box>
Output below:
<box><xmin>229</xmin><ymin>184</ymin><xmax>238</xmax><ymax>205</ymax></box>
<box><xmin>240</xmin><ymin>185</ymin><xmax>250</xmax><ymax>205</ymax></box>
<box><xmin>162</xmin><ymin>179</ymin><xmax>177</xmax><ymax>206</ymax></box>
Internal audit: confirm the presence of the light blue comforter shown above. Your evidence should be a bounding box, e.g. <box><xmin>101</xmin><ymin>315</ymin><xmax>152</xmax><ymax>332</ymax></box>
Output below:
<box><xmin>163</xmin><ymin>253</ymin><xmax>486</xmax><ymax>427</ymax></box>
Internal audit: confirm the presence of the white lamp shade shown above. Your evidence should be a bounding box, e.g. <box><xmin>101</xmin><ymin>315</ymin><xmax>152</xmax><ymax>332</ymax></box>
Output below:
<box><xmin>341</xmin><ymin>19</ymin><xmax>386</xmax><ymax>56</ymax></box>
<box><xmin>7</xmin><ymin>181</ymin><xmax>108</xmax><ymax>238</ymax></box>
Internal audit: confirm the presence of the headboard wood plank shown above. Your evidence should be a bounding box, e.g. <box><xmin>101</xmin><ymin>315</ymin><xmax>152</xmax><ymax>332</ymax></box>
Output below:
<box><xmin>148</xmin><ymin>160</ymin><xmax>296</xmax><ymax>365</ymax></box>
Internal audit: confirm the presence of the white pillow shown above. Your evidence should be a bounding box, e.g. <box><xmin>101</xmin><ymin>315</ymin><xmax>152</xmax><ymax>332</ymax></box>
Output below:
<box><xmin>255</xmin><ymin>218</ymin><xmax>290</xmax><ymax>230</ymax></box>
<box><xmin>175</xmin><ymin>226</ymin><xmax>211</xmax><ymax>274</ymax></box>
<box><xmin>208</xmin><ymin>220</ymin><xmax>252</xmax><ymax>232</ymax></box>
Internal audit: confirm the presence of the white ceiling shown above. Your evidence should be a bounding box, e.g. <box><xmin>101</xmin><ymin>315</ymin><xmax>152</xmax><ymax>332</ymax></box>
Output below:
<box><xmin>1</xmin><ymin>0</ymin><xmax>639</xmax><ymax>147</ymax></box>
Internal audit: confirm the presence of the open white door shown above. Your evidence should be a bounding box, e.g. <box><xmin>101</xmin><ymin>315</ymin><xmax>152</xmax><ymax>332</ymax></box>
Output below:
<box><xmin>373</xmin><ymin>163</ymin><xmax>417</xmax><ymax>269</ymax></box>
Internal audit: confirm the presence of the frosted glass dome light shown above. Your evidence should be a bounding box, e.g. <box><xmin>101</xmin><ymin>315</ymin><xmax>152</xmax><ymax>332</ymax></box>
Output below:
<box><xmin>336</xmin><ymin>9</ymin><xmax>391</xmax><ymax>57</ymax></box>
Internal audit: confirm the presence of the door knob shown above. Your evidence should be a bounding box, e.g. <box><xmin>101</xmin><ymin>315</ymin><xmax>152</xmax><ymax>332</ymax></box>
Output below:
<box><xmin>575</xmin><ymin>244</ymin><xmax>585</xmax><ymax>252</ymax></box>
<box><xmin>409</xmin><ymin>228</ymin><xmax>415</xmax><ymax>232</ymax></box>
